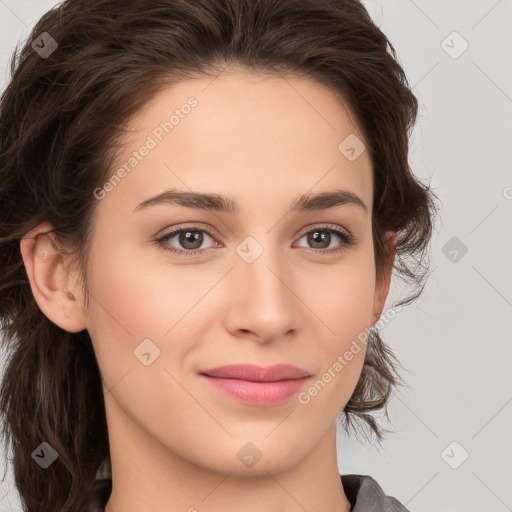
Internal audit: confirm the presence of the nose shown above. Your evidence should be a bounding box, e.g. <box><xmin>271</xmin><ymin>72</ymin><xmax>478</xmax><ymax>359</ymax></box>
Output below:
<box><xmin>224</xmin><ymin>239</ymin><xmax>300</xmax><ymax>343</ymax></box>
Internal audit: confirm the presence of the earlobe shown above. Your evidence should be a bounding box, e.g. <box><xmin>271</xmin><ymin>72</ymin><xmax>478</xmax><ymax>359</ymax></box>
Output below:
<box><xmin>19</xmin><ymin>222</ymin><xmax>87</xmax><ymax>333</ymax></box>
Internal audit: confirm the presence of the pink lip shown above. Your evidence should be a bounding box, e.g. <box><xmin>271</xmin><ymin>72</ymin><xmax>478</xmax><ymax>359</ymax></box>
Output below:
<box><xmin>199</xmin><ymin>364</ymin><xmax>311</xmax><ymax>406</ymax></box>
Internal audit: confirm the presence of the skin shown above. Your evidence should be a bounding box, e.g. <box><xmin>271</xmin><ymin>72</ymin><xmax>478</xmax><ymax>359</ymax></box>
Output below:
<box><xmin>20</xmin><ymin>71</ymin><xmax>396</xmax><ymax>512</ymax></box>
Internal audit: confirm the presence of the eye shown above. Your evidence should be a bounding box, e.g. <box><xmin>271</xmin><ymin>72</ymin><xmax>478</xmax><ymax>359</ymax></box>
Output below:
<box><xmin>155</xmin><ymin>226</ymin><xmax>218</xmax><ymax>256</ymax></box>
<box><xmin>294</xmin><ymin>224</ymin><xmax>355</xmax><ymax>254</ymax></box>
<box><xmin>155</xmin><ymin>223</ymin><xmax>355</xmax><ymax>257</ymax></box>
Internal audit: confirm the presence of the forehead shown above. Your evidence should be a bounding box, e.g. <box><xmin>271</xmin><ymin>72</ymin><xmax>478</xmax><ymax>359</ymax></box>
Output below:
<box><xmin>102</xmin><ymin>72</ymin><xmax>373</xmax><ymax>216</ymax></box>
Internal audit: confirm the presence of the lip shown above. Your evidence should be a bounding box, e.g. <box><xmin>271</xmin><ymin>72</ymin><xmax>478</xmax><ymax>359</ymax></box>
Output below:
<box><xmin>199</xmin><ymin>364</ymin><xmax>311</xmax><ymax>406</ymax></box>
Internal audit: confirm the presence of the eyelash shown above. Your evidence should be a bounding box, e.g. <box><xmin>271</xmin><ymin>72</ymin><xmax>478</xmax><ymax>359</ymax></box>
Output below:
<box><xmin>155</xmin><ymin>224</ymin><xmax>355</xmax><ymax>257</ymax></box>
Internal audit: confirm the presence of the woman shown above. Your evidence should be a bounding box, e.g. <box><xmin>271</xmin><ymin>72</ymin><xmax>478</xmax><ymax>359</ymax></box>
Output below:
<box><xmin>0</xmin><ymin>0</ymin><xmax>439</xmax><ymax>511</ymax></box>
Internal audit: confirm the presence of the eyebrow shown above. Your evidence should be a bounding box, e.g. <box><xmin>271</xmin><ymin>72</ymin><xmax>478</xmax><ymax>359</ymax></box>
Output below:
<box><xmin>133</xmin><ymin>188</ymin><xmax>367</xmax><ymax>214</ymax></box>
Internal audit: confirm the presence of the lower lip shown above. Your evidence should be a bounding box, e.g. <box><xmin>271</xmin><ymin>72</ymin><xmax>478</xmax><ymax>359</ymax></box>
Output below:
<box><xmin>200</xmin><ymin>375</ymin><xmax>310</xmax><ymax>405</ymax></box>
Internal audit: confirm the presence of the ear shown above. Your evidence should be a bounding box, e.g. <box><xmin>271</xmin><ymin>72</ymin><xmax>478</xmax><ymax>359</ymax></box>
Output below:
<box><xmin>19</xmin><ymin>221</ymin><xmax>87</xmax><ymax>333</ymax></box>
<box><xmin>372</xmin><ymin>230</ymin><xmax>397</xmax><ymax>322</ymax></box>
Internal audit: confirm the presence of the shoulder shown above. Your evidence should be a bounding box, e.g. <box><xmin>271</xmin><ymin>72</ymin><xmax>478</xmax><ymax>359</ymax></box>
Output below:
<box><xmin>341</xmin><ymin>474</ymin><xmax>411</xmax><ymax>512</ymax></box>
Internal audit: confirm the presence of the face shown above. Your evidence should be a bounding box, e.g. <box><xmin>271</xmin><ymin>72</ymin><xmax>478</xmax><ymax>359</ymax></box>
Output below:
<box><xmin>54</xmin><ymin>72</ymin><xmax>392</xmax><ymax>475</ymax></box>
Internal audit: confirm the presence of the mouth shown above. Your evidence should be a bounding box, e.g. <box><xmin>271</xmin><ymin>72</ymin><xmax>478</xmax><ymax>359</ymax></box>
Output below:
<box><xmin>199</xmin><ymin>364</ymin><xmax>312</xmax><ymax>406</ymax></box>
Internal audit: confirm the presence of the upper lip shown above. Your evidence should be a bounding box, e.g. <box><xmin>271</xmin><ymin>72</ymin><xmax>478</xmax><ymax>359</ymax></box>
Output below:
<box><xmin>200</xmin><ymin>364</ymin><xmax>311</xmax><ymax>382</ymax></box>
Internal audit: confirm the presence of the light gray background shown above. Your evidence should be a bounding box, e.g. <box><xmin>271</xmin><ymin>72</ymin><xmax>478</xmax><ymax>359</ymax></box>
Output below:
<box><xmin>0</xmin><ymin>1</ymin><xmax>511</xmax><ymax>511</ymax></box>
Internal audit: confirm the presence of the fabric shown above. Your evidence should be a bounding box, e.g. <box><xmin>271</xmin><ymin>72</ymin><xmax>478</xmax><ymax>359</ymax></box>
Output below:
<box><xmin>341</xmin><ymin>474</ymin><xmax>411</xmax><ymax>511</ymax></box>
<box><xmin>89</xmin><ymin>466</ymin><xmax>410</xmax><ymax>511</ymax></box>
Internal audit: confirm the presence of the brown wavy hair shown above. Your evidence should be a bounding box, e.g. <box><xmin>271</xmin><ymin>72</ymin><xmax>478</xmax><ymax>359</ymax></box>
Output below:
<box><xmin>0</xmin><ymin>0</ymin><xmax>439</xmax><ymax>510</ymax></box>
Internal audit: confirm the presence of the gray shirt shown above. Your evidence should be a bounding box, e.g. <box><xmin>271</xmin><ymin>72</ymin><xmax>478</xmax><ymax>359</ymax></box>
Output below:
<box><xmin>89</xmin><ymin>474</ymin><xmax>410</xmax><ymax>511</ymax></box>
<box><xmin>341</xmin><ymin>474</ymin><xmax>411</xmax><ymax>511</ymax></box>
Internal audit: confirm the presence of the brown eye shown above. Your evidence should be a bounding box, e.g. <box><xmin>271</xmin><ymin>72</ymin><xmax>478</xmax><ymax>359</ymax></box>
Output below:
<box><xmin>295</xmin><ymin>226</ymin><xmax>354</xmax><ymax>254</ymax></box>
<box><xmin>175</xmin><ymin>230</ymin><xmax>205</xmax><ymax>250</ymax></box>
<box><xmin>156</xmin><ymin>227</ymin><xmax>217</xmax><ymax>256</ymax></box>
<box><xmin>306</xmin><ymin>229</ymin><xmax>333</xmax><ymax>249</ymax></box>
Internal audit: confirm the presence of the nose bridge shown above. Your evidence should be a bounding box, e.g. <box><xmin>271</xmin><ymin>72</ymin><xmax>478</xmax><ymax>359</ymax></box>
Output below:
<box><xmin>237</xmin><ymin>232</ymin><xmax>289</xmax><ymax>297</ymax></box>
<box><xmin>230</xmin><ymin>232</ymin><xmax>297</xmax><ymax>336</ymax></box>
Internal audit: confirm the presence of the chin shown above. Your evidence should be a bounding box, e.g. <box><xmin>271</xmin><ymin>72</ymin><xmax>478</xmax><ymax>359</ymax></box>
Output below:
<box><xmin>199</xmin><ymin>441</ymin><xmax>304</xmax><ymax>477</ymax></box>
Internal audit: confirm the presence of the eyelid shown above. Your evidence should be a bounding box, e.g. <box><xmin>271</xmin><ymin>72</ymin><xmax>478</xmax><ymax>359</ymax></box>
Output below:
<box><xmin>296</xmin><ymin>222</ymin><xmax>351</xmax><ymax>239</ymax></box>
<box><xmin>156</xmin><ymin>223</ymin><xmax>219</xmax><ymax>241</ymax></box>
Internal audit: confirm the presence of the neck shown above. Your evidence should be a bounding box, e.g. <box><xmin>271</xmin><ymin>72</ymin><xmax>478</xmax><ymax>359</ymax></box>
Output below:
<box><xmin>103</xmin><ymin>404</ymin><xmax>352</xmax><ymax>512</ymax></box>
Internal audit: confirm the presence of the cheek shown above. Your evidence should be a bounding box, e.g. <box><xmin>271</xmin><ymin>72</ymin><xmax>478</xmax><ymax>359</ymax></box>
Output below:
<box><xmin>84</xmin><ymin>244</ymin><xmax>179</xmax><ymax>338</ymax></box>
<box><xmin>299</xmin><ymin>252</ymin><xmax>375</xmax><ymax>405</ymax></box>
<box><xmin>83</xmin><ymin>241</ymin><xmax>218</xmax><ymax>389</ymax></box>
<box><xmin>307</xmin><ymin>247</ymin><xmax>376</xmax><ymax>340</ymax></box>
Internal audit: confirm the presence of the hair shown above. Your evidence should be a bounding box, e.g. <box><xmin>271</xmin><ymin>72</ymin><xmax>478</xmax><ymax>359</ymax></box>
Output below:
<box><xmin>0</xmin><ymin>0</ymin><xmax>439</xmax><ymax>510</ymax></box>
